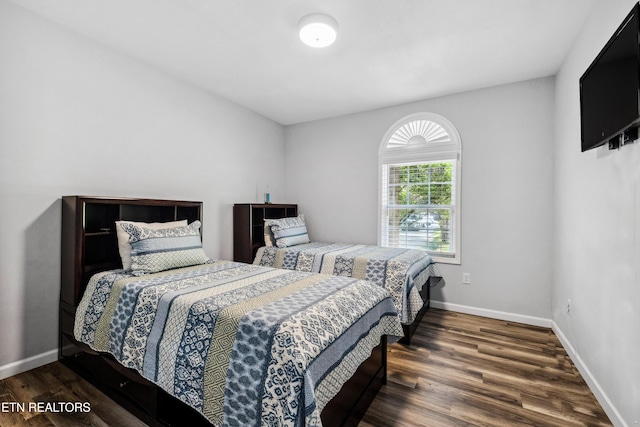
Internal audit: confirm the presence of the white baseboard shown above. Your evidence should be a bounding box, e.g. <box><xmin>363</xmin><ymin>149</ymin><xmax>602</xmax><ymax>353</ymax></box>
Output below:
<box><xmin>430</xmin><ymin>300</ymin><xmax>626</xmax><ymax>427</ymax></box>
<box><xmin>552</xmin><ymin>323</ymin><xmax>627</xmax><ymax>427</ymax></box>
<box><xmin>430</xmin><ymin>300</ymin><xmax>553</xmax><ymax>328</ymax></box>
<box><xmin>0</xmin><ymin>349</ymin><xmax>58</xmax><ymax>381</ymax></box>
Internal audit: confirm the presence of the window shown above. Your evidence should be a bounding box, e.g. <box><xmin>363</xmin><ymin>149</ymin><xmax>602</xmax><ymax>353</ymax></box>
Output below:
<box><xmin>378</xmin><ymin>113</ymin><xmax>461</xmax><ymax>264</ymax></box>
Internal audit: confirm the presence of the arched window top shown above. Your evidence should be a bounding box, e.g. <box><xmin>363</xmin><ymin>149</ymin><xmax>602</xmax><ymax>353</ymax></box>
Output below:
<box><xmin>380</xmin><ymin>112</ymin><xmax>461</xmax><ymax>161</ymax></box>
<box><xmin>387</xmin><ymin>119</ymin><xmax>450</xmax><ymax>147</ymax></box>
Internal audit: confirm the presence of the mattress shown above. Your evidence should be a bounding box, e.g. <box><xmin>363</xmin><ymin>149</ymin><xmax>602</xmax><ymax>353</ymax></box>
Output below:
<box><xmin>74</xmin><ymin>261</ymin><xmax>402</xmax><ymax>427</ymax></box>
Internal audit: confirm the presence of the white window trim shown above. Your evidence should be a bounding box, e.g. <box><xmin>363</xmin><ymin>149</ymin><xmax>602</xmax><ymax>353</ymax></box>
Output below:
<box><xmin>377</xmin><ymin>112</ymin><xmax>462</xmax><ymax>264</ymax></box>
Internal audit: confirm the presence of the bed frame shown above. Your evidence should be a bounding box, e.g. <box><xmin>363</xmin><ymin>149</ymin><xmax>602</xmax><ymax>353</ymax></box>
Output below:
<box><xmin>59</xmin><ymin>196</ymin><xmax>386</xmax><ymax>427</ymax></box>
<box><xmin>400</xmin><ymin>285</ymin><xmax>430</xmax><ymax>345</ymax></box>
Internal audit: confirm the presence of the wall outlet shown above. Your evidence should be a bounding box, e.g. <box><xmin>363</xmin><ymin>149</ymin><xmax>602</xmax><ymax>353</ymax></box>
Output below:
<box><xmin>462</xmin><ymin>273</ymin><xmax>471</xmax><ymax>284</ymax></box>
<box><xmin>567</xmin><ymin>299</ymin><xmax>571</xmax><ymax>316</ymax></box>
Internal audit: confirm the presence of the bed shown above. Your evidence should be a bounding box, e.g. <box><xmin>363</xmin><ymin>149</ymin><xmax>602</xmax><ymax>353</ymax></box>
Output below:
<box><xmin>252</xmin><ymin>215</ymin><xmax>442</xmax><ymax>344</ymax></box>
<box><xmin>60</xmin><ymin>196</ymin><xmax>402</xmax><ymax>427</ymax></box>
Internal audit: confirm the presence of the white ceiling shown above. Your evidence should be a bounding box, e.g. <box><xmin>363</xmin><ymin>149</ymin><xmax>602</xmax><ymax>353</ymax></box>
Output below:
<box><xmin>11</xmin><ymin>0</ymin><xmax>596</xmax><ymax>125</ymax></box>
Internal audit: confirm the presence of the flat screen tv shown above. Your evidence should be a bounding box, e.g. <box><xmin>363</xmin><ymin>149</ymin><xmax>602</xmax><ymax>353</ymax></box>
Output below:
<box><xmin>580</xmin><ymin>2</ymin><xmax>640</xmax><ymax>152</ymax></box>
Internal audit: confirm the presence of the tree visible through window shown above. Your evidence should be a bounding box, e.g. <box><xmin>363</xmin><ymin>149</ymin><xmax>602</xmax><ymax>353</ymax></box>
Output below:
<box><xmin>378</xmin><ymin>113</ymin><xmax>461</xmax><ymax>263</ymax></box>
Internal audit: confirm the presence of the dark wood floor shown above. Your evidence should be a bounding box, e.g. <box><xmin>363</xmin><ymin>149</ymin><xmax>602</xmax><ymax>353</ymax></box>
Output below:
<box><xmin>0</xmin><ymin>309</ymin><xmax>611</xmax><ymax>427</ymax></box>
<box><xmin>360</xmin><ymin>309</ymin><xmax>612</xmax><ymax>427</ymax></box>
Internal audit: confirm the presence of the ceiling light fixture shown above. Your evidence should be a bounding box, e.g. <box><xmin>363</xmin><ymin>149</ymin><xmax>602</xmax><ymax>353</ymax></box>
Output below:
<box><xmin>298</xmin><ymin>13</ymin><xmax>338</xmax><ymax>48</ymax></box>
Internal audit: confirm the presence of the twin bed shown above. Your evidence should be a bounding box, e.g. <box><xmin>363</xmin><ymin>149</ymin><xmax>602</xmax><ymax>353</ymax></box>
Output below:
<box><xmin>60</xmin><ymin>196</ymin><xmax>409</xmax><ymax>427</ymax></box>
<box><xmin>252</xmin><ymin>213</ymin><xmax>440</xmax><ymax>344</ymax></box>
<box><xmin>254</xmin><ymin>243</ymin><xmax>437</xmax><ymax>344</ymax></box>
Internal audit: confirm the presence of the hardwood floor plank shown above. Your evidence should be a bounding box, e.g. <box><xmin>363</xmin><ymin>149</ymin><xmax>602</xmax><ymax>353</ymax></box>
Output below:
<box><xmin>35</xmin><ymin>388</ymin><xmax>104</xmax><ymax>427</ymax></box>
<box><xmin>366</xmin><ymin>383</ymin><xmax>468</xmax><ymax>427</ymax></box>
<box><xmin>1</xmin><ymin>376</ymin><xmax>50</xmax><ymax>421</ymax></box>
<box><xmin>0</xmin><ymin>393</ymin><xmax>28</xmax><ymax>427</ymax></box>
<box><xmin>9</xmin><ymin>414</ymin><xmax>55</xmax><ymax>427</ymax></box>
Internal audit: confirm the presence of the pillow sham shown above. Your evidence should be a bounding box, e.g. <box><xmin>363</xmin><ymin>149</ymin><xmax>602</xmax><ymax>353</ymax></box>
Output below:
<box><xmin>266</xmin><ymin>214</ymin><xmax>310</xmax><ymax>248</ymax></box>
<box><xmin>115</xmin><ymin>219</ymin><xmax>187</xmax><ymax>271</ymax></box>
<box><xmin>119</xmin><ymin>220</ymin><xmax>209</xmax><ymax>275</ymax></box>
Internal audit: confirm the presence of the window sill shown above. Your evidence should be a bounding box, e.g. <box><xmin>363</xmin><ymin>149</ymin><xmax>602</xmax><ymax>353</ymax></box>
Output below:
<box><xmin>430</xmin><ymin>254</ymin><xmax>460</xmax><ymax>265</ymax></box>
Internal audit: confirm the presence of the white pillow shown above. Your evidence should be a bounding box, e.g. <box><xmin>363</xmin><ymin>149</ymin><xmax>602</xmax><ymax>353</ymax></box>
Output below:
<box><xmin>115</xmin><ymin>219</ymin><xmax>187</xmax><ymax>271</ymax></box>
<box><xmin>120</xmin><ymin>221</ymin><xmax>209</xmax><ymax>276</ymax></box>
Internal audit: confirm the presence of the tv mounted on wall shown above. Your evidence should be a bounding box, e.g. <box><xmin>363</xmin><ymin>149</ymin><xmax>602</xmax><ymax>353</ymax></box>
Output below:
<box><xmin>580</xmin><ymin>2</ymin><xmax>640</xmax><ymax>152</ymax></box>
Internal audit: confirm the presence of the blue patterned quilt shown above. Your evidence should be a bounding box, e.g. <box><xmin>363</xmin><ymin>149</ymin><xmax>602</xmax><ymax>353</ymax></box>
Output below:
<box><xmin>74</xmin><ymin>261</ymin><xmax>402</xmax><ymax>427</ymax></box>
<box><xmin>254</xmin><ymin>243</ymin><xmax>438</xmax><ymax>324</ymax></box>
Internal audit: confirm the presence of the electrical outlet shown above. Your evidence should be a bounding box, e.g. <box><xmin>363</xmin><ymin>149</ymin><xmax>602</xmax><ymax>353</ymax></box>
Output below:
<box><xmin>462</xmin><ymin>273</ymin><xmax>471</xmax><ymax>284</ymax></box>
<box><xmin>567</xmin><ymin>299</ymin><xmax>571</xmax><ymax>316</ymax></box>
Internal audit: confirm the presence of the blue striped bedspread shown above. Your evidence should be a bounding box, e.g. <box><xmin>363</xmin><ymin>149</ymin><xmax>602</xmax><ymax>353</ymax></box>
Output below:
<box><xmin>74</xmin><ymin>261</ymin><xmax>403</xmax><ymax>427</ymax></box>
<box><xmin>254</xmin><ymin>242</ymin><xmax>438</xmax><ymax>324</ymax></box>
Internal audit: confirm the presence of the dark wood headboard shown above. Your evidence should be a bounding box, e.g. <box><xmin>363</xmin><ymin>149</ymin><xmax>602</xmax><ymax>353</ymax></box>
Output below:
<box><xmin>61</xmin><ymin>196</ymin><xmax>202</xmax><ymax>307</ymax></box>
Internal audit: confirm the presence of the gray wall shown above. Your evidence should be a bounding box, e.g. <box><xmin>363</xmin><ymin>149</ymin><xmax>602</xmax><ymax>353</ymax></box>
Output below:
<box><xmin>0</xmin><ymin>1</ymin><xmax>285</xmax><ymax>372</ymax></box>
<box><xmin>554</xmin><ymin>0</ymin><xmax>640</xmax><ymax>424</ymax></box>
<box><xmin>284</xmin><ymin>77</ymin><xmax>556</xmax><ymax>321</ymax></box>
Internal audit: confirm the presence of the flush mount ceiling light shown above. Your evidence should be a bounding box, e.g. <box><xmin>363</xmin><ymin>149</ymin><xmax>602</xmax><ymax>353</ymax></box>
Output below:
<box><xmin>298</xmin><ymin>13</ymin><xmax>338</xmax><ymax>48</ymax></box>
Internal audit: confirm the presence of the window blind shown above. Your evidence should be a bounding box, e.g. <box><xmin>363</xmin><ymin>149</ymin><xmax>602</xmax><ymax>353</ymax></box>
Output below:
<box><xmin>381</xmin><ymin>160</ymin><xmax>456</xmax><ymax>257</ymax></box>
